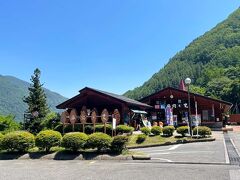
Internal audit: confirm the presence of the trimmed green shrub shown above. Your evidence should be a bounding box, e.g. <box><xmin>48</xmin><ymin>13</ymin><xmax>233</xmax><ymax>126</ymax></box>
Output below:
<box><xmin>35</xmin><ymin>130</ymin><xmax>62</xmax><ymax>152</ymax></box>
<box><xmin>111</xmin><ymin>136</ymin><xmax>129</xmax><ymax>153</ymax></box>
<box><xmin>116</xmin><ymin>125</ymin><xmax>134</xmax><ymax>135</ymax></box>
<box><xmin>87</xmin><ymin>132</ymin><xmax>112</xmax><ymax>151</ymax></box>
<box><xmin>151</xmin><ymin>126</ymin><xmax>162</xmax><ymax>135</ymax></box>
<box><xmin>136</xmin><ymin>134</ymin><xmax>147</xmax><ymax>144</ymax></box>
<box><xmin>193</xmin><ymin>126</ymin><xmax>212</xmax><ymax>137</ymax></box>
<box><xmin>0</xmin><ymin>133</ymin><xmax>3</xmax><ymax>150</ymax></box>
<box><xmin>61</xmin><ymin>132</ymin><xmax>88</xmax><ymax>151</ymax></box>
<box><xmin>84</xmin><ymin>125</ymin><xmax>94</xmax><ymax>134</ymax></box>
<box><xmin>0</xmin><ymin>133</ymin><xmax>3</xmax><ymax>151</ymax></box>
<box><xmin>95</xmin><ymin>124</ymin><xmax>113</xmax><ymax>135</ymax></box>
<box><xmin>1</xmin><ymin>131</ymin><xmax>35</xmax><ymax>152</ymax></box>
<box><xmin>140</xmin><ymin>127</ymin><xmax>151</xmax><ymax>135</ymax></box>
<box><xmin>162</xmin><ymin>126</ymin><xmax>175</xmax><ymax>137</ymax></box>
<box><xmin>176</xmin><ymin>126</ymin><xmax>189</xmax><ymax>137</ymax></box>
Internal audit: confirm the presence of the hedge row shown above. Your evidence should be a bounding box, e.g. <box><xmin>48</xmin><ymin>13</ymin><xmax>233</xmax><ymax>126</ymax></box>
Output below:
<box><xmin>54</xmin><ymin>124</ymin><xmax>134</xmax><ymax>135</ymax></box>
<box><xmin>139</xmin><ymin>125</ymin><xmax>212</xmax><ymax>138</ymax></box>
<box><xmin>0</xmin><ymin>130</ymin><xmax>129</xmax><ymax>153</ymax></box>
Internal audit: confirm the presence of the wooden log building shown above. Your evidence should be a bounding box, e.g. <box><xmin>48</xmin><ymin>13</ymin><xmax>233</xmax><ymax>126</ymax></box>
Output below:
<box><xmin>57</xmin><ymin>84</ymin><xmax>232</xmax><ymax>128</ymax></box>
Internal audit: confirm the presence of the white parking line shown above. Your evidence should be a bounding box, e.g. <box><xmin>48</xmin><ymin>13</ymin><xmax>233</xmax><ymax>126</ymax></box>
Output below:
<box><xmin>223</xmin><ymin>137</ymin><xmax>230</xmax><ymax>164</ymax></box>
<box><xmin>136</xmin><ymin>144</ymin><xmax>182</xmax><ymax>153</ymax></box>
<box><xmin>169</xmin><ymin>144</ymin><xmax>181</xmax><ymax>150</ymax></box>
<box><xmin>149</xmin><ymin>151</ymin><xmax>213</xmax><ymax>155</ymax></box>
<box><xmin>230</xmin><ymin>139</ymin><xmax>240</xmax><ymax>157</ymax></box>
<box><xmin>151</xmin><ymin>158</ymin><xmax>173</xmax><ymax>162</ymax></box>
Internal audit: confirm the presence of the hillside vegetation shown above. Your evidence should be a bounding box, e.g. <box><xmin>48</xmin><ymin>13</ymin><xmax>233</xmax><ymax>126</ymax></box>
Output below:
<box><xmin>0</xmin><ymin>75</ymin><xmax>68</xmax><ymax>121</ymax></box>
<box><xmin>124</xmin><ymin>8</ymin><xmax>240</xmax><ymax>108</ymax></box>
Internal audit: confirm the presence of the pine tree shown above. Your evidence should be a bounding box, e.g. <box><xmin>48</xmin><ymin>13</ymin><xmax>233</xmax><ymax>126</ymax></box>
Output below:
<box><xmin>23</xmin><ymin>68</ymin><xmax>49</xmax><ymax>133</ymax></box>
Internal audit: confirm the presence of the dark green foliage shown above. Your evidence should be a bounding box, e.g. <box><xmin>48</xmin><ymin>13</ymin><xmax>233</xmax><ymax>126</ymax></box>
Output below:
<box><xmin>54</xmin><ymin>122</ymin><xmax>75</xmax><ymax>134</ymax></box>
<box><xmin>162</xmin><ymin>126</ymin><xmax>175</xmax><ymax>137</ymax></box>
<box><xmin>151</xmin><ymin>126</ymin><xmax>162</xmax><ymax>136</ymax></box>
<box><xmin>87</xmin><ymin>133</ymin><xmax>112</xmax><ymax>151</ymax></box>
<box><xmin>95</xmin><ymin>124</ymin><xmax>113</xmax><ymax>135</ymax></box>
<box><xmin>0</xmin><ymin>133</ymin><xmax>4</xmax><ymax>150</ymax></box>
<box><xmin>136</xmin><ymin>134</ymin><xmax>147</xmax><ymax>144</ymax></box>
<box><xmin>40</xmin><ymin>112</ymin><xmax>61</xmax><ymax>130</ymax></box>
<box><xmin>193</xmin><ymin>126</ymin><xmax>212</xmax><ymax>137</ymax></box>
<box><xmin>1</xmin><ymin>131</ymin><xmax>35</xmax><ymax>152</ymax></box>
<box><xmin>116</xmin><ymin>125</ymin><xmax>134</xmax><ymax>135</ymax></box>
<box><xmin>0</xmin><ymin>75</ymin><xmax>67</xmax><ymax>121</ymax></box>
<box><xmin>54</xmin><ymin>124</ymin><xmax>64</xmax><ymax>134</ymax></box>
<box><xmin>124</xmin><ymin>8</ymin><xmax>240</xmax><ymax>109</ymax></box>
<box><xmin>0</xmin><ymin>114</ymin><xmax>20</xmax><ymax>133</ymax></box>
<box><xmin>140</xmin><ymin>127</ymin><xmax>151</xmax><ymax>135</ymax></box>
<box><xmin>23</xmin><ymin>68</ymin><xmax>50</xmax><ymax>134</ymax></box>
<box><xmin>111</xmin><ymin>136</ymin><xmax>129</xmax><ymax>153</ymax></box>
<box><xmin>84</xmin><ymin>125</ymin><xmax>94</xmax><ymax>134</ymax></box>
<box><xmin>35</xmin><ymin>130</ymin><xmax>62</xmax><ymax>152</ymax></box>
<box><xmin>61</xmin><ymin>132</ymin><xmax>88</xmax><ymax>152</ymax></box>
<box><xmin>176</xmin><ymin>126</ymin><xmax>189</xmax><ymax>137</ymax></box>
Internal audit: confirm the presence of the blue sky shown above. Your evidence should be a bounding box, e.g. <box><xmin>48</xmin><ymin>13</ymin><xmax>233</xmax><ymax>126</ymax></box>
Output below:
<box><xmin>0</xmin><ymin>0</ymin><xmax>239</xmax><ymax>98</ymax></box>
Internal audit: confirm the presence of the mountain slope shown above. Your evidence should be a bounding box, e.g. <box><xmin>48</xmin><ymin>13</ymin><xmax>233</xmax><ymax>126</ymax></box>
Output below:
<box><xmin>124</xmin><ymin>8</ymin><xmax>240</xmax><ymax>106</ymax></box>
<box><xmin>0</xmin><ymin>75</ymin><xmax>68</xmax><ymax>121</ymax></box>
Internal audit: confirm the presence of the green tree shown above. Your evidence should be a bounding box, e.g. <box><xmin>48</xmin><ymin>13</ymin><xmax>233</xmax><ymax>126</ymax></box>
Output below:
<box><xmin>0</xmin><ymin>114</ymin><xmax>20</xmax><ymax>133</ymax></box>
<box><xmin>40</xmin><ymin>112</ymin><xmax>61</xmax><ymax>130</ymax></box>
<box><xmin>23</xmin><ymin>68</ymin><xmax>49</xmax><ymax>134</ymax></box>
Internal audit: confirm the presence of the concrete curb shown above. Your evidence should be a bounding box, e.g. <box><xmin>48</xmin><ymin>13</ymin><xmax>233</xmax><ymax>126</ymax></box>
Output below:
<box><xmin>130</xmin><ymin>160</ymin><xmax>230</xmax><ymax>166</ymax></box>
<box><xmin>0</xmin><ymin>152</ymin><xmax>132</xmax><ymax>161</ymax></box>
<box><xmin>132</xmin><ymin>155</ymin><xmax>151</xmax><ymax>160</ymax></box>
<box><xmin>127</xmin><ymin>138</ymin><xmax>216</xmax><ymax>149</ymax></box>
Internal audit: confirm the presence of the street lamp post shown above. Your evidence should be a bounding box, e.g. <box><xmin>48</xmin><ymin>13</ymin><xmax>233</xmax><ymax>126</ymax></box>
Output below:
<box><xmin>185</xmin><ymin>78</ymin><xmax>192</xmax><ymax>136</ymax></box>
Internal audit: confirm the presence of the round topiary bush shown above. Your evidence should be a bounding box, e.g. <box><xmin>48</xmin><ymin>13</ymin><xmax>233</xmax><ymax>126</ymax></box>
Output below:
<box><xmin>35</xmin><ymin>130</ymin><xmax>62</xmax><ymax>152</ymax></box>
<box><xmin>140</xmin><ymin>127</ymin><xmax>151</xmax><ymax>135</ymax></box>
<box><xmin>1</xmin><ymin>131</ymin><xmax>35</xmax><ymax>152</ymax></box>
<box><xmin>162</xmin><ymin>126</ymin><xmax>175</xmax><ymax>137</ymax></box>
<box><xmin>151</xmin><ymin>126</ymin><xmax>162</xmax><ymax>136</ymax></box>
<box><xmin>87</xmin><ymin>132</ymin><xmax>112</xmax><ymax>151</ymax></box>
<box><xmin>61</xmin><ymin>132</ymin><xmax>88</xmax><ymax>152</ymax></box>
<box><xmin>95</xmin><ymin>124</ymin><xmax>113</xmax><ymax>135</ymax></box>
<box><xmin>136</xmin><ymin>134</ymin><xmax>147</xmax><ymax>144</ymax></box>
<box><xmin>193</xmin><ymin>126</ymin><xmax>212</xmax><ymax>137</ymax></box>
<box><xmin>111</xmin><ymin>136</ymin><xmax>129</xmax><ymax>153</ymax></box>
<box><xmin>176</xmin><ymin>126</ymin><xmax>189</xmax><ymax>137</ymax></box>
<box><xmin>116</xmin><ymin>125</ymin><xmax>134</xmax><ymax>135</ymax></box>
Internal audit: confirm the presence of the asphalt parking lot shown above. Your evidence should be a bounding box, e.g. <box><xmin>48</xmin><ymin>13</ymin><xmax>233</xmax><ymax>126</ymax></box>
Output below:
<box><xmin>133</xmin><ymin>131</ymin><xmax>227</xmax><ymax>164</ymax></box>
<box><xmin>0</xmin><ymin>160</ymin><xmax>239</xmax><ymax>180</ymax></box>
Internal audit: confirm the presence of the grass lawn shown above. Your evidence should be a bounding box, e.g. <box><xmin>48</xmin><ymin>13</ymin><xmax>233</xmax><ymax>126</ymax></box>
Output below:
<box><xmin>127</xmin><ymin>134</ymin><xmax>212</xmax><ymax>148</ymax></box>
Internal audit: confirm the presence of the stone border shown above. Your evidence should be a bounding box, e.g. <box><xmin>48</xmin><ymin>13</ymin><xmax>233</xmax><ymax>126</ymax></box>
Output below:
<box><xmin>127</xmin><ymin>137</ymin><xmax>216</xmax><ymax>149</ymax></box>
<box><xmin>0</xmin><ymin>152</ymin><xmax>132</xmax><ymax>161</ymax></box>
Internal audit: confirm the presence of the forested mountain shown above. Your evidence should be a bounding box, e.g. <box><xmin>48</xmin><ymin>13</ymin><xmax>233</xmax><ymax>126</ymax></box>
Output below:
<box><xmin>124</xmin><ymin>8</ymin><xmax>240</xmax><ymax>109</ymax></box>
<box><xmin>0</xmin><ymin>75</ymin><xmax>68</xmax><ymax>121</ymax></box>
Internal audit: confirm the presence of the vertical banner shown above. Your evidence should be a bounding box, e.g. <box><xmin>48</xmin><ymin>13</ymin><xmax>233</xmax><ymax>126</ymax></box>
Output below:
<box><xmin>170</xmin><ymin>107</ymin><xmax>174</xmax><ymax>126</ymax></box>
<box><xmin>165</xmin><ymin>105</ymin><xmax>173</xmax><ymax>125</ymax></box>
